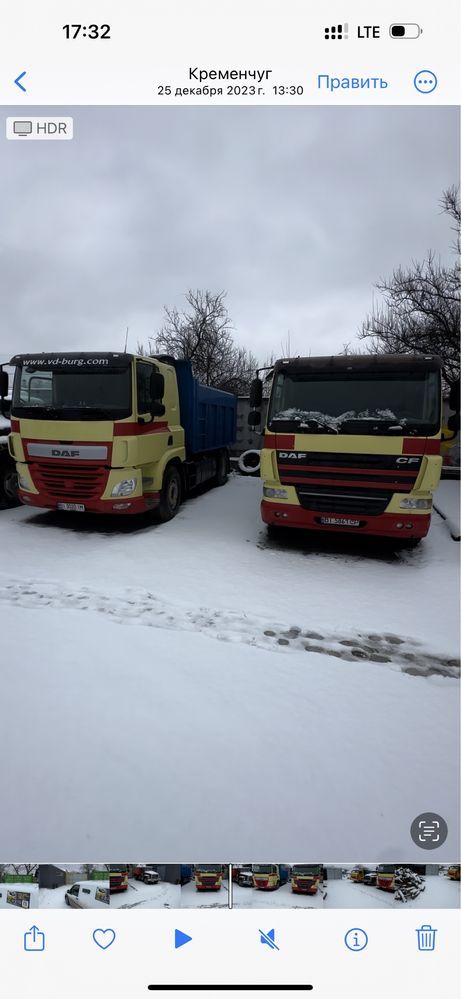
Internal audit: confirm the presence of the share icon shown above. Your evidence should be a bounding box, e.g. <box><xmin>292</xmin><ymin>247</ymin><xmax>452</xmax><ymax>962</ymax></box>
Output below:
<box><xmin>259</xmin><ymin>928</ymin><xmax>279</xmax><ymax>950</ymax></box>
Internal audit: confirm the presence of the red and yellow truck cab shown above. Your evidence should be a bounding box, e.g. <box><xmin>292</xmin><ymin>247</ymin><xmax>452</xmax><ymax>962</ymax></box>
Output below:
<box><xmin>194</xmin><ymin>865</ymin><xmax>223</xmax><ymax>891</ymax></box>
<box><xmin>350</xmin><ymin>867</ymin><xmax>367</xmax><ymax>883</ymax></box>
<box><xmin>447</xmin><ymin>865</ymin><xmax>460</xmax><ymax>881</ymax></box>
<box><xmin>376</xmin><ymin>865</ymin><xmax>396</xmax><ymax>892</ymax></box>
<box><xmin>291</xmin><ymin>864</ymin><xmax>322</xmax><ymax>895</ymax></box>
<box><xmin>248</xmin><ymin>354</ymin><xmax>453</xmax><ymax>542</ymax></box>
<box><xmin>252</xmin><ymin>865</ymin><xmax>289</xmax><ymax>890</ymax></box>
<box><xmin>1</xmin><ymin>352</ymin><xmax>235</xmax><ymax>520</ymax></box>
<box><xmin>108</xmin><ymin>866</ymin><xmax>129</xmax><ymax>893</ymax></box>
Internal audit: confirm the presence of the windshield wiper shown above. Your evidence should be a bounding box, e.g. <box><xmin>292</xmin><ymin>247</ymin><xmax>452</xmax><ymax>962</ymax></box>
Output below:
<box><xmin>77</xmin><ymin>408</ymin><xmax>115</xmax><ymax>419</ymax></box>
<box><xmin>270</xmin><ymin>418</ymin><xmax>338</xmax><ymax>434</ymax></box>
<box><xmin>297</xmin><ymin>419</ymin><xmax>338</xmax><ymax>434</ymax></box>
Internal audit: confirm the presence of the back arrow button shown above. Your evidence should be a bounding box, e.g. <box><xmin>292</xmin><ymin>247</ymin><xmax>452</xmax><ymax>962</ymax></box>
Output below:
<box><xmin>14</xmin><ymin>71</ymin><xmax>27</xmax><ymax>92</ymax></box>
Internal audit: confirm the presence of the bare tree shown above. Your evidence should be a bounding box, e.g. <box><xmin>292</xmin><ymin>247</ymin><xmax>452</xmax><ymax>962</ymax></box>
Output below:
<box><xmin>6</xmin><ymin>864</ymin><xmax>38</xmax><ymax>876</ymax></box>
<box><xmin>139</xmin><ymin>289</ymin><xmax>258</xmax><ymax>393</ymax></box>
<box><xmin>359</xmin><ymin>187</ymin><xmax>460</xmax><ymax>385</ymax></box>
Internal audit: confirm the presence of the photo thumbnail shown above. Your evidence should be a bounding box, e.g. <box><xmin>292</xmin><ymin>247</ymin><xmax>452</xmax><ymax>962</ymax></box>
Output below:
<box><xmin>0</xmin><ymin>865</ymin><xmax>110</xmax><ymax>909</ymax></box>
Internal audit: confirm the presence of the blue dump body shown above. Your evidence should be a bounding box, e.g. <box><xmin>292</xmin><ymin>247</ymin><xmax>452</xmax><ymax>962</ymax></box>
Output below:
<box><xmin>171</xmin><ymin>359</ymin><xmax>237</xmax><ymax>456</ymax></box>
<box><xmin>279</xmin><ymin>865</ymin><xmax>290</xmax><ymax>885</ymax></box>
<box><xmin>180</xmin><ymin>865</ymin><xmax>193</xmax><ymax>884</ymax></box>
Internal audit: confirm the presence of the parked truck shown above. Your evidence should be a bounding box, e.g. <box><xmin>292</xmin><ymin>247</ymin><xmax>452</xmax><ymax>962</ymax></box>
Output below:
<box><xmin>252</xmin><ymin>864</ymin><xmax>290</xmax><ymax>890</ymax></box>
<box><xmin>132</xmin><ymin>866</ymin><xmax>159</xmax><ymax>885</ymax></box>
<box><xmin>108</xmin><ymin>865</ymin><xmax>129</xmax><ymax>892</ymax></box>
<box><xmin>194</xmin><ymin>865</ymin><xmax>223</xmax><ymax>891</ymax></box>
<box><xmin>291</xmin><ymin>864</ymin><xmax>322</xmax><ymax>895</ymax></box>
<box><xmin>375</xmin><ymin>865</ymin><xmax>396</xmax><ymax>892</ymax></box>
<box><xmin>248</xmin><ymin>354</ymin><xmax>460</xmax><ymax>542</ymax></box>
<box><xmin>0</xmin><ymin>396</ymin><xmax>19</xmax><ymax>508</ymax></box>
<box><xmin>0</xmin><ymin>353</ymin><xmax>236</xmax><ymax>519</ymax></box>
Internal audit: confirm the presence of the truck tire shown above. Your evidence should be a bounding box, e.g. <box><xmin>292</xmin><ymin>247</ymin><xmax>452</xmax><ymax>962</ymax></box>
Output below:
<box><xmin>215</xmin><ymin>450</ymin><xmax>229</xmax><ymax>486</ymax></box>
<box><xmin>0</xmin><ymin>458</ymin><xmax>19</xmax><ymax>508</ymax></box>
<box><xmin>157</xmin><ymin>465</ymin><xmax>182</xmax><ymax>522</ymax></box>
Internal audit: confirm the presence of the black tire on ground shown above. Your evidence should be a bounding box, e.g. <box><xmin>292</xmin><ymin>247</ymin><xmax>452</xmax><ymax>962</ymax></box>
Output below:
<box><xmin>0</xmin><ymin>459</ymin><xmax>19</xmax><ymax>508</ymax></box>
<box><xmin>214</xmin><ymin>450</ymin><xmax>228</xmax><ymax>486</ymax></box>
<box><xmin>156</xmin><ymin>465</ymin><xmax>182</xmax><ymax>522</ymax></box>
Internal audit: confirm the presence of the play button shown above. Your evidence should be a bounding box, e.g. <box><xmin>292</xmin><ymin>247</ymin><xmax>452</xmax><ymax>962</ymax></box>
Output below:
<box><xmin>175</xmin><ymin>929</ymin><xmax>192</xmax><ymax>949</ymax></box>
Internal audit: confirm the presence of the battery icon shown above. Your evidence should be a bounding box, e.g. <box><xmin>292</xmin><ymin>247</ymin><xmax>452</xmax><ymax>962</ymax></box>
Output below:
<box><xmin>390</xmin><ymin>23</ymin><xmax>422</xmax><ymax>38</ymax></box>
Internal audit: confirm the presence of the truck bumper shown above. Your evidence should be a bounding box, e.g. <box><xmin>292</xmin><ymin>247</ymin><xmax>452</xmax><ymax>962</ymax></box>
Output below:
<box><xmin>19</xmin><ymin>489</ymin><xmax>160</xmax><ymax>515</ymax></box>
<box><xmin>261</xmin><ymin>500</ymin><xmax>431</xmax><ymax>539</ymax></box>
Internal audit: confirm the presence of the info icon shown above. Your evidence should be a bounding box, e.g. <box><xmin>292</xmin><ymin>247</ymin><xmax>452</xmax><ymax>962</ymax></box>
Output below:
<box><xmin>324</xmin><ymin>23</ymin><xmax>349</xmax><ymax>40</ymax></box>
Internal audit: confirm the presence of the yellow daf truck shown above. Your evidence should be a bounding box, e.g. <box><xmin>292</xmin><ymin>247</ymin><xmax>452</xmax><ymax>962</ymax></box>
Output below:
<box><xmin>0</xmin><ymin>352</ymin><xmax>236</xmax><ymax>519</ymax></box>
<box><xmin>249</xmin><ymin>354</ymin><xmax>459</xmax><ymax>543</ymax></box>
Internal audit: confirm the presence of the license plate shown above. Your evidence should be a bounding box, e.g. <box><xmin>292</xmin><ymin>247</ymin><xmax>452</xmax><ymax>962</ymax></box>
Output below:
<box><xmin>320</xmin><ymin>516</ymin><xmax>360</xmax><ymax>527</ymax></box>
<box><xmin>57</xmin><ymin>503</ymin><xmax>85</xmax><ymax>512</ymax></box>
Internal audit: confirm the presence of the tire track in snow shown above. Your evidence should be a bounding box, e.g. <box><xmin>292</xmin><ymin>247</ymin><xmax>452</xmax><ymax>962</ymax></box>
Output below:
<box><xmin>0</xmin><ymin>577</ymin><xmax>458</xmax><ymax>679</ymax></box>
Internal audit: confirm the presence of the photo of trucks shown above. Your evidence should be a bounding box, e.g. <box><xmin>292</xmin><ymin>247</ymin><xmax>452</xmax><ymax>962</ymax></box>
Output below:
<box><xmin>249</xmin><ymin>354</ymin><xmax>459</xmax><ymax>542</ymax></box>
<box><xmin>194</xmin><ymin>865</ymin><xmax>224</xmax><ymax>891</ymax></box>
<box><xmin>0</xmin><ymin>108</ymin><xmax>459</xmax><ymax>866</ymax></box>
<box><xmin>0</xmin><ymin>353</ymin><xmax>236</xmax><ymax>519</ymax></box>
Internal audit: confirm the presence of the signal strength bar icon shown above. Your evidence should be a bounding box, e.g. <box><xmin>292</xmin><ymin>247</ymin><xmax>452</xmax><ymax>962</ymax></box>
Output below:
<box><xmin>324</xmin><ymin>23</ymin><xmax>349</xmax><ymax>40</ymax></box>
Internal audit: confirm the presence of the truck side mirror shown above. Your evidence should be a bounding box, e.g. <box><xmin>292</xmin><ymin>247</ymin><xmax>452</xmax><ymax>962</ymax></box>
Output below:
<box><xmin>248</xmin><ymin>410</ymin><xmax>261</xmax><ymax>428</ymax></box>
<box><xmin>152</xmin><ymin>401</ymin><xmax>166</xmax><ymax>417</ymax></box>
<box><xmin>0</xmin><ymin>370</ymin><xmax>8</xmax><ymax>398</ymax></box>
<box><xmin>150</xmin><ymin>371</ymin><xmax>165</xmax><ymax>401</ymax></box>
<box><xmin>249</xmin><ymin>377</ymin><xmax>263</xmax><ymax>408</ymax></box>
<box><xmin>449</xmin><ymin>379</ymin><xmax>460</xmax><ymax>413</ymax></box>
<box><xmin>447</xmin><ymin>412</ymin><xmax>460</xmax><ymax>433</ymax></box>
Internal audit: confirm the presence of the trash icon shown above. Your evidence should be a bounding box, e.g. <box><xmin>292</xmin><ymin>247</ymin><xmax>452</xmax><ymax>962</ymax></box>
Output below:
<box><xmin>416</xmin><ymin>925</ymin><xmax>437</xmax><ymax>951</ymax></box>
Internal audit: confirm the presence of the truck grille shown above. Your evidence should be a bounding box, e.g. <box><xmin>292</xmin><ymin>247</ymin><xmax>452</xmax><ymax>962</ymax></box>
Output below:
<box><xmin>296</xmin><ymin>487</ymin><xmax>393</xmax><ymax>516</ymax></box>
<box><xmin>277</xmin><ymin>451</ymin><xmax>421</xmax><ymax>515</ymax></box>
<box><xmin>277</xmin><ymin>450</ymin><xmax>421</xmax><ymax>490</ymax></box>
<box><xmin>32</xmin><ymin>463</ymin><xmax>108</xmax><ymax>500</ymax></box>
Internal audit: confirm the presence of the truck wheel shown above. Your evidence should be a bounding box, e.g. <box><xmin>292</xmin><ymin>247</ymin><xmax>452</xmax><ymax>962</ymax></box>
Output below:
<box><xmin>157</xmin><ymin>465</ymin><xmax>182</xmax><ymax>521</ymax></box>
<box><xmin>215</xmin><ymin>450</ymin><xmax>228</xmax><ymax>486</ymax></box>
<box><xmin>0</xmin><ymin>462</ymin><xmax>19</xmax><ymax>508</ymax></box>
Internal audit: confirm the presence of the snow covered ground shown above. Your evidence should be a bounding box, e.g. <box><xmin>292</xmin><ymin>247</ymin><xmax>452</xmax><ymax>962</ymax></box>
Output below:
<box><xmin>39</xmin><ymin>885</ymin><xmax>71</xmax><ymax>909</ymax></box>
<box><xmin>111</xmin><ymin>879</ymin><xmax>181</xmax><ymax>909</ymax></box>
<box><xmin>0</xmin><ymin>476</ymin><xmax>459</xmax><ymax>860</ymax></box>
<box><xmin>181</xmin><ymin>878</ymin><xmax>229</xmax><ymax>908</ymax></box>
<box><xmin>233</xmin><ymin>876</ymin><xmax>460</xmax><ymax>909</ymax></box>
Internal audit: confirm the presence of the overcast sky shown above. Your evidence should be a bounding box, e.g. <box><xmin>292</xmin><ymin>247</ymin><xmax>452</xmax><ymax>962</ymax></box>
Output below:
<box><xmin>1</xmin><ymin>106</ymin><xmax>458</xmax><ymax>364</ymax></box>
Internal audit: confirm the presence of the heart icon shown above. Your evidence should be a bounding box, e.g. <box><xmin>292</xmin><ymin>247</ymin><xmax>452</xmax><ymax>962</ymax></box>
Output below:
<box><xmin>93</xmin><ymin>928</ymin><xmax>116</xmax><ymax>950</ymax></box>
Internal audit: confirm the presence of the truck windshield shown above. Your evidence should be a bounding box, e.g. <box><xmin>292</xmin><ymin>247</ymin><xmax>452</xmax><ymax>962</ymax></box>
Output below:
<box><xmin>12</xmin><ymin>365</ymin><xmax>132</xmax><ymax>420</ymax></box>
<box><xmin>292</xmin><ymin>866</ymin><xmax>320</xmax><ymax>876</ymax></box>
<box><xmin>252</xmin><ymin>865</ymin><xmax>274</xmax><ymax>874</ymax></box>
<box><xmin>268</xmin><ymin>371</ymin><xmax>440</xmax><ymax>436</ymax></box>
<box><xmin>195</xmin><ymin>865</ymin><xmax>220</xmax><ymax>873</ymax></box>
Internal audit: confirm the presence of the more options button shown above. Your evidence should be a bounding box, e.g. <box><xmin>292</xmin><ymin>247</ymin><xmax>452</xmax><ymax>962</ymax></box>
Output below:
<box><xmin>6</xmin><ymin>117</ymin><xmax>73</xmax><ymax>140</ymax></box>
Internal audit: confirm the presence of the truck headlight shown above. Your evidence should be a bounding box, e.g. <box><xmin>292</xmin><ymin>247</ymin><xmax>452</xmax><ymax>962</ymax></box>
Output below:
<box><xmin>399</xmin><ymin>498</ymin><xmax>432</xmax><ymax>510</ymax></box>
<box><xmin>18</xmin><ymin>473</ymin><xmax>30</xmax><ymax>490</ymax></box>
<box><xmin>263</xmin><ymin>487</ymin><xmax>289</xmax><ymax>499</ymax></box>
<box><xmin>111</xmin><ymin>478</ymin><xmax>137</xmax><ymax>497</ymax></box>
